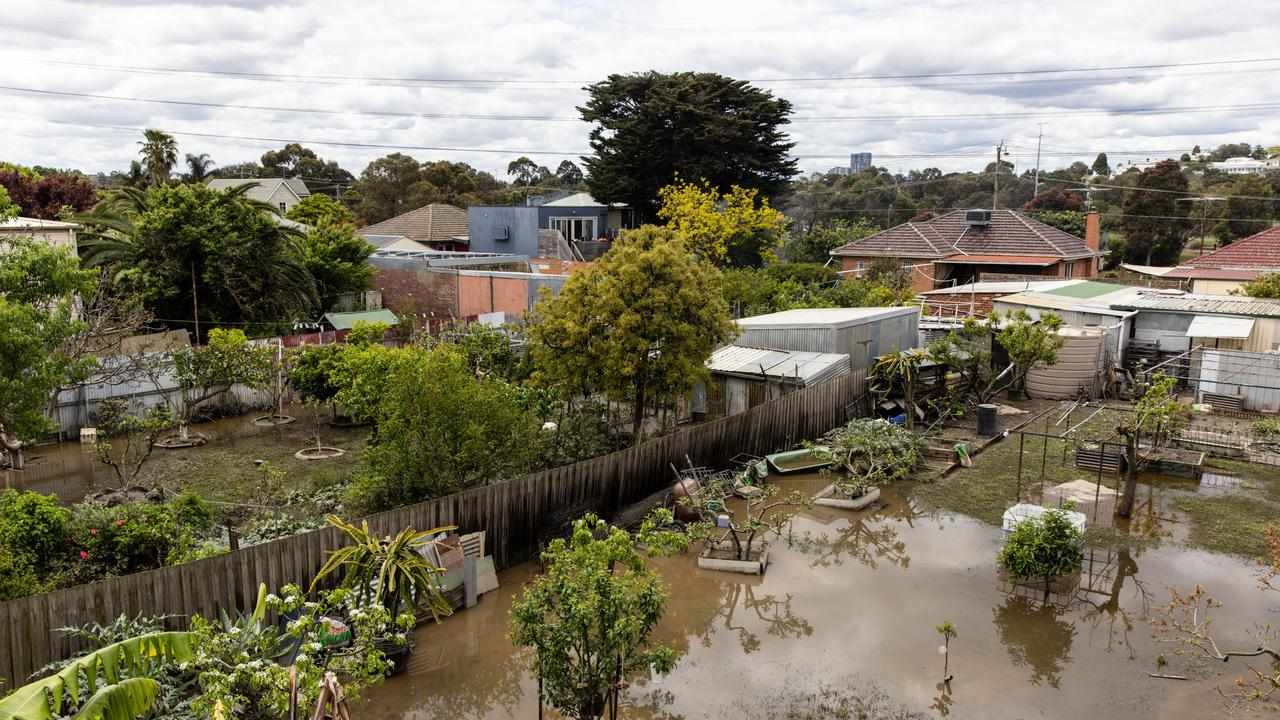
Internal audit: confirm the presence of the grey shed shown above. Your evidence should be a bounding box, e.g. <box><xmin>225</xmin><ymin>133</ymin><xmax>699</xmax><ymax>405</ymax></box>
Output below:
<box><xmin>733</xmin><ymin>307</ymin><xmax>920</xmax><ymax>370</ymax></box>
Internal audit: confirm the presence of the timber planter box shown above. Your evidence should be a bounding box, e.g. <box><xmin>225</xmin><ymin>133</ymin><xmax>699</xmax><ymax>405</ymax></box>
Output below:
<box><xmin>813</xmin><ymin>484</ymin><xmax>880</xmax><ymax>510</ymax></box>
<box><xmin>697</xmin><ymin>541</ymin><xmax>769</xmax><ymax>575</ymax></box>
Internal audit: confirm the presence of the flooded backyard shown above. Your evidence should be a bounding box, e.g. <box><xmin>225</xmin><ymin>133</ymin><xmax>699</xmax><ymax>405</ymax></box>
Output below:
<box><xmin>360</xmin><ymin>473</ymin><xmax>1274</xmax><ymax>720</ymax></box>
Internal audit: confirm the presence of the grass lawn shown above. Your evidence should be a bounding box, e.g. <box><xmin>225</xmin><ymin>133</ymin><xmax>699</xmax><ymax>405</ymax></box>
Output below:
<box><xmin>909</xmin><ymin>403</ymin><xmax>1280</xmax><ymax>560</ymax></box>
<box><xmin>135</xmin><ymin>414</ymin><xmax>369</xmax><ymax>526</ymax></box>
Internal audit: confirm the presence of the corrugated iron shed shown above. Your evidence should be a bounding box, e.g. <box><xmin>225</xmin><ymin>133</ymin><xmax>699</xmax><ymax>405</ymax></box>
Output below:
<box><xmin>706</xmin><ymin>345</ymin><xmax>849</xmax><ymax>385</ymax></box>
<box><xmin>1109</xmin><ymin>294</ymin><xmax>1280</xmax><ymax>318</ymax></box>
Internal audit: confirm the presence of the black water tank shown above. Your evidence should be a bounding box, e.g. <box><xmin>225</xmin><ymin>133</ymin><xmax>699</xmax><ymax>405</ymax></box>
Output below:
<box><xmin>977</xmin><ymin>404</ymin><xmax>999</xmax><ymax>436</ymax></box>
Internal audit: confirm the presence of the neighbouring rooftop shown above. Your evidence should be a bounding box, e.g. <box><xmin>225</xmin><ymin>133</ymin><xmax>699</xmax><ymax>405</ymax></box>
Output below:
<box><xmin>1182</xmin><ymin>225</ymin><xmax>1280</xmax><ymax>270</ymax></box>
<box><xmin>735</xmin><ymin>306</ymin><xmax>917</xmax><ymax>329</ymax></box>
<box><xmin>1109</xmin><ymin>292</ymin><xmax>1280</xmax><ymax>318</ymax></box>
<box><xmin>706</xmin><ymin>345</ymin><xmax>850</xmax><ymax>385</ymax></box>
<box><xmin>359</xmin><ymin>203</ymin><xmax>469</xmax><ymax>244</ymax></box>
<box><xmin>322</xmin><ymin>308</ymin><xmax>399</xmax><ymax>331</ymax></box>
<box><xmin>829</xmin><ymin>209</ymin><xmax>1095</xmax><ymax>261</ymax></box>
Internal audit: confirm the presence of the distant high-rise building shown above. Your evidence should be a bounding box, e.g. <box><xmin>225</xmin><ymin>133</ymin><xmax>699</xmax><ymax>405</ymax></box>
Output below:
<box><xmin>826</xmin><ymin>166</ymin><xmax>852</xmax><ymax>176</ymax></box>
<box><xmin>850</xmin><ymin>152</ymin><xmax>873</xmax><ymax>173</ymax></box>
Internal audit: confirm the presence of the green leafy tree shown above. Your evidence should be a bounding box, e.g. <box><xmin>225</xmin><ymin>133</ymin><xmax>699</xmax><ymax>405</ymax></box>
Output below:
<box><xmin>527</xmin><ymin>226</ymin><xmax>735</xmax><ymax>439</ymax></box>
<box><xmin>510</xmin><ymin>514</ymin><xmax>682</xmax><ymax>720</ymax></box>
<box><xmin>298</xmin><ymin>220</ymin><xmax>375</xmax><ymax>311</ymax></box>
<box><xmin>783</xmin><ymin>218</ymin><xmax>878</xmax><ymax>264</ymax></box>
<box><xmin>76</xmin><ymin>184</ymin><xmax>319</xmax><ymax>337</ymax></box>
<box><xmin>684</xmin><ymin>471</ymin><xmax>808</xmax><ymax>562</ymax></box>
<box><xmin>1216</xmin><ymin>173</ymin><xmax>1274</xmax><ymax>244</ymax></box>
<box><xmin>286</xmin><ymin>192</ymin><xmax>357</xmax><ymax>227</ymax></box>
<box><xmin>1119</xmin><ymin>160</ymin><xmax>1191</xmax><ymax>264</ymax></box>
<box><xmin>0</xmin><ymin>235</ymin><xmax>96</xmax><ymax>441</ymax></box>
<box><xmin>171</xmin><ymin>328</ymin><xmax>273</xmax><ymax>437</ymax></box>
<box><xmin>581</xmin><ymin>71</ymin><xmax>798</xmax><ymax>215</ymax></box>
<box><xmin>997</xmin><ymin>507</ymin><xmax>1084</xmax><ymax>598</ymax></box>
<box><xmin>350</xmin><ymin>345</ymin><xmax>543</xmax><ymax>511</ymax></box>
<box><xmin>347</xmin><ymin>153</ymin><xmax>427</xmax><ymax>224</ymax></box>
<box><xmin>657</xmin><ymin>180</ymin><xmax>788</xmax><ymax>267</ymax></box>
<box><xmin>555</xmin><ymin>160</ymin><xmax>585</xmax><ymax>187</ymax></box>
<box><xmin>1242</xmin><ymin>272</ymin><xmax>1280</xmax><ymax>299</ymax></box>
<box><xmin>813</xmin><ymin>418</ymin><xmax>924</xmax><ymax>496</ymax></box>
<box><xmin>507</xmin><ymin>156</ymin><xmax>549</xmax><ymax>187</ymax></box>
<box><xmin>928</xmin><ymin>310</ymin><xmax>1064</xmax><ymax>404</ymax></box>
<box><xmin>1115</xmin><ymin>372</ymin><xmax>1187</xmax><ymax>518</ymax></box>
<box><xmin>0</xmin><ymin>489</ymin><xmax>68</xmax><ymax>598</ymax></box>
<box><xmin>183</xmin><ymin>153</ymin><xmax>215</xmax><ymax>183</ymax></box>
<box><xmin>258</xmin><ymin>143</ymin><xmax>354</xmax><ymax>195</ymax></box>
<box><xmin>1091</xmin><ymin>153</ymin><xmax>1111</xmax><ymax>177</ymax></box>
<box><xmin>92</xmin><ymin>398</ymin><xmax>174</xmax><ymax>488</ymax></box>
<box><xmin>137</xmin><ymin>129</ymin><xmax>178</xmax><ymax>186</ymax></box>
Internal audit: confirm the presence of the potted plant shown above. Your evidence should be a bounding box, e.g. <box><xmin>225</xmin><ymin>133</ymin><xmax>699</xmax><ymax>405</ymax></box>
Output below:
<box><xmin>810</xmin><ymin>419</ymin><xmax>923</xmax><ymax>510</ymax></box>
<box><xmin>684</xmin><ymin>470</ymin><xmax>807</xmax><ymax>575</ymax></box>
<box><xmin>312</xmin><ymin>515</ymin><xmax>455</xmax><ymax>674</ymax></box>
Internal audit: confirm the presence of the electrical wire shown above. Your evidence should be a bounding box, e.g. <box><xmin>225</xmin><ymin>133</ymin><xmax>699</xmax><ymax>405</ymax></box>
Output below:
<box><xmin>37</xmin><ymin>55</ymin><xmax>1280</xmax><ymax>87</ymax></box>
<box><xmin>8</xmin><ymin>83</ymin><xmax>1280</xmax><ymax>124</ymax></box>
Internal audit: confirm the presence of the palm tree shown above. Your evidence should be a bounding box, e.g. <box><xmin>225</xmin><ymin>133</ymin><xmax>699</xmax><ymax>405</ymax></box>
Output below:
<box><xmin>137</xmin><ymin>129</ymin><xmax>178</xmax><ymax>186</ymax></box>
<box><xmin>184</xmin><ymin>152</ymin><xmax>214</xmax><ymax>183</ymax></box>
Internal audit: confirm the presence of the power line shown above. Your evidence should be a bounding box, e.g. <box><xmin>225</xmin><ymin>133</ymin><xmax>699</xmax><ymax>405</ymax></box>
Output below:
<box><xmin>39</xmin><ymin>55</ymin><xmax>1280</xmax><ymax>87</ymax></box>
<box><xmin>1038</xmin><ymin>176</ymin><xmax>1280</xmax><ymax>202</ymax></box>
<box><xmin>9</xmin><ymin>83</ymin><xmax>1280</xmax><ymax>124</ymax></box>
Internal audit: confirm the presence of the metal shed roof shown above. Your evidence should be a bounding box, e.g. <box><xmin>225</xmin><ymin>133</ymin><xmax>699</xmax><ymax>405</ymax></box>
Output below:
<box><xmin>1109</xmin><ymin>293</ymin><xmax>1280</xmax><ymax>318</ymax></box>
<box><xmin>707</xmin><ymin>345</ymin><xmax>849</xmax><ymax>385</ymax></box>
<box><xmin>323</xmin><ymin>309</ymin><xmax>399</xmax><ymax>330</ymax></box>
<box><xmin>993</xmin><ymin>292</ymin><xmax>1135</xmax><ymax>318</ymax></box>
<box><xmin>735</xmin><ymin>306</ymin><xmax>917</xmax><ymax>330</ymax></box>
<box><xmin>1186</xmin><ymin>315</ymin><xmax>1255</xmax><ymax>339</ymax></box>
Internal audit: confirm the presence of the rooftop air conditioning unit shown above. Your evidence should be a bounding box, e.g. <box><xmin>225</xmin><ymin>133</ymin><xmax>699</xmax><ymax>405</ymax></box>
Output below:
<box><xmin>965</xmin><ymin>209</ymin><xmax>992</xmax><ymax>226</ymax></box>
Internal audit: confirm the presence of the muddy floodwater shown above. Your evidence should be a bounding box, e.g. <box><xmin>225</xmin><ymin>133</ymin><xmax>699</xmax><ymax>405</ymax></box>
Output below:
<box><xmin>361</xmin><ymin>473</ymin><xmax>1272</xmax><ymax>720</ymax></box>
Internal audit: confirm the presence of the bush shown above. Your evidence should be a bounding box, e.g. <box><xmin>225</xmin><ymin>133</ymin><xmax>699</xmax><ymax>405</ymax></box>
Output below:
<box><xmin>997</xmin><ymin>509</ymin><xmax>1084</xmax><ymax>589</ymax></box>
<box><xmin>1252</xmin><ymin>417</ymin><xmax>1280</xmax><ymax>438</ymax></box>
<box><xmin>0</xmin><ymin>545</ymin><xmax>40</xmax><ymax>601</ymax></box>
<box><xmin>65</xmin><ymin>496</ymin><xmax>218</xmax><ymax>584</ymax></box>
<box><xmin>0</xmin><ymin>490</ymin><xmax>69</xmax><ymax>573</ymax></box>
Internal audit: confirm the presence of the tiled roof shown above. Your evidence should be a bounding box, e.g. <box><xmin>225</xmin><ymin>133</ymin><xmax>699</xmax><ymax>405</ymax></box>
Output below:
<box><xmin>934</xmin><ymin>254</ymin><xmax>1058</xmax><ymax>266</ymax></box>
<box><xmin>830</xmin><ymin>209</ymin><xmax>1095</xmax><ymax>261</ymax></box>
<box><xmin>359</xmin><ymin>204</ymin><xmax>469</xmax><ymax>243</ymax></box>
<box><xmin>1183</xmin><ymin>226</ymin><xmax>1280</xmax><ymax>270</ymax></box>
<box><xmin>206</xmin><ymin>178</ymin><xmax>304</xmax><ymax>205</ymax></box>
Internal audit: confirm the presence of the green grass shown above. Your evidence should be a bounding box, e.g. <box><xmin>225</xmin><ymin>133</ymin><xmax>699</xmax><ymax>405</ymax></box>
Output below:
<box><xmin>909</xmin><ymin>407</ymin><xmax>1128</xmax><ymax>526</ymax></box>
<box><xmin>1171</xmin><ymin>493</ymin><xmax>1280</xmax><ymax>559</ymax></box>
<box><xmin>135</xmin><ymin>420</ymin><xmax>369</xmax><ymax>525</ymax></box>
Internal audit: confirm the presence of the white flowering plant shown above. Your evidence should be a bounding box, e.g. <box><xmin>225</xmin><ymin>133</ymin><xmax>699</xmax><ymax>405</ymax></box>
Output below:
<box><xmin>189</xmin><ymin>583</ymin><xmax>414</xmax><ymax>719</ymax></box>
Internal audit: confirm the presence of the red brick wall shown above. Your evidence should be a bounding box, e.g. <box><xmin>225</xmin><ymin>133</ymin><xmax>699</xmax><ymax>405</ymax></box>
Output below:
<box><xmin>840</xmin><ymin>256</ymin><xmax>936</xmax><ymax>293</ymax></box>
<box><xmin>374</xmin><ymin>266</ymin><xmax>459</xmax><ymax>321</ymax></box>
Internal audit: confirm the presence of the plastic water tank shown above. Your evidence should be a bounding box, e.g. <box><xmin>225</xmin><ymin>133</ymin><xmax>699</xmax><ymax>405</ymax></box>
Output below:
<box><xmin>1025</xmin><ymin>327</ymin><xmax>1106</xmax><ymax>400</ymax></box>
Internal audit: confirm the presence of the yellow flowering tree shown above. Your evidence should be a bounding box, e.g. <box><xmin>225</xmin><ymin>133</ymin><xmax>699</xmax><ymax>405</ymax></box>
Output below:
<box><xmin>657</xmin><ymin>180</ymin><xmax>787</xmax><ymax>267</ymax></box>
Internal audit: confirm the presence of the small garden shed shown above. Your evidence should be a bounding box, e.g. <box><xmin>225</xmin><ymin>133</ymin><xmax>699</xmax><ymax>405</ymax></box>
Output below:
<box><xmin>733</xmin><ymin>307</ymin><xmax>919</xmax><ymax>371</ymax></box>
<box><xmin>696</xmin><ymin>345</ymin><xmax>849</xmax><ymax>417</ymax></box>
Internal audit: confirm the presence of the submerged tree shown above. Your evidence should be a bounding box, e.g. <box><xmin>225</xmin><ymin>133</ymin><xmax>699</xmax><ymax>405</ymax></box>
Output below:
<box><xmin>510</xmin><ymin>513</ymin><xmax>685</xmax><ymax>720</ymax></box>
<box><xmin>1115</xmin><ymin>372</ymin><xmax>1187</xmax><ymax>518</ymax></box>
<box><xmin>93</xmin><ymin>399</ymin><xmax>174</xmax><ymax>488</ymax></box>
<box><xmin>171</xmin><ymin>329</ymin><xmax>273</xmax><ymax>439</ymax></box>
<box><xmin>997</xmin><ymin>508</ymin><xmax>1084</xmax><ymax>600</ymax></box>
<box><xmin>684</xmin><ymin>470</ymin><xmax>808</xmax><ymax>563</ymax></box>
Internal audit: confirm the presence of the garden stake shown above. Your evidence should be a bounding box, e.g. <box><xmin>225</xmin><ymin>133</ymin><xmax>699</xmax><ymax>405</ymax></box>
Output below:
<box><xmin>1015</xmin><ymin>433</ymin><xmax>1025</xmax><ymax>501</ymax></box>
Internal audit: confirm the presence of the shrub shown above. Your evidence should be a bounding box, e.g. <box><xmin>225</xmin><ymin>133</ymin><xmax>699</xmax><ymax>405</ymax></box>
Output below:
<box><xmin>1252</xmin><ymin>417</ymin><xmax>1280</xmax><ymax>438</ymax></box>
<box><xmin>997</xmin><ymin>509</ymin><xmax>1084</xmax><ymax>592</ymax></box>
<box><xmin>0</xmin><ymin>545</ymin><xmax>40</xmax><ymax>601</ymax></box>
<box><xmin>815</xmin><ymin>418</ymin><xmax>924</xmax><ymax>495</ymax></box>
<box><xmin>0</xmin><ymin>489</ymin><xmax>69</xmax><ymax>573</ymax></box>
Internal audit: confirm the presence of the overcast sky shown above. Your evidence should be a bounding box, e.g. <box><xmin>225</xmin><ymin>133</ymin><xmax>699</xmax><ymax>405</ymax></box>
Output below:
<box><xmin>4</xmin><ymin>0</ymin><xmax>1279</xmax><ymax>184</ymax></box>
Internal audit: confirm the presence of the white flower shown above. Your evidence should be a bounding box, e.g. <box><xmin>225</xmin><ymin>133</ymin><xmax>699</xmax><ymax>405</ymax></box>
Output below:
<box><xmin>265</xmin><ymin>594</ymin><xmax>280</xmax><ymax>604</ymax></box>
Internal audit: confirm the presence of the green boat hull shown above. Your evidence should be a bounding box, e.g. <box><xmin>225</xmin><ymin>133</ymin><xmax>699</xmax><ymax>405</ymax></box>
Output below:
<box><xmin>766</xmin><ymin>447</ymin><xmax>831</xmax><ymax>474</ymax></box>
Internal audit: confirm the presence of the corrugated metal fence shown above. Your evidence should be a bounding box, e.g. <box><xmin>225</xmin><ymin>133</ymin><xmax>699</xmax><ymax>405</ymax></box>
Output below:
<box><xmin>1</xmin><ymin>369</ymin><xmax>866</xmax><ymax>686</ymax></box>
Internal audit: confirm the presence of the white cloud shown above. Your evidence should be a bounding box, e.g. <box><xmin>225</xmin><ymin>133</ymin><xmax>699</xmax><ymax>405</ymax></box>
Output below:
<box><xmin>0</xmin><ymin>0</ymin><xmax>1277</xmax><ymax>180</ymax></box>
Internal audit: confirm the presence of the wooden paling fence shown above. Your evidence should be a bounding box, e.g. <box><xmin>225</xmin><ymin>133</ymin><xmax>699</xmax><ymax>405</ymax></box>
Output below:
<box><xmin>0</xmin><ymin>370</ymin><xmax>865</xmax><ymax>686</ymax></box>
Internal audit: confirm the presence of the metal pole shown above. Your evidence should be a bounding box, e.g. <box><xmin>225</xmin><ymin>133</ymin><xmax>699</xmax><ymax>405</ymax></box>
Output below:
<box><xmin>1093</xmin><ymin>441</ymin><xmax>1105</xmax><ymax>523</ymax></box>
<box><xmin>1015</xmin><ymin>432</ymin><xmax>1025</xmax><ymax>501</ymax></box>
<box><xmin>1033</xmin><ymin>124</ymin><xmax>1044</xmax><ymax>196</ymax></box>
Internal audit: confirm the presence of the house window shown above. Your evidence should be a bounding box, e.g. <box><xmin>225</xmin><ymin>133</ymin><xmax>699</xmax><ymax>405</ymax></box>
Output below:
<box><xmin>279</xmin><ymin>202</ymin><xmax>287</xmax><ymax>214</ymax></box>
<box><xmin>1063</xmin><ymin>262</ymin><xmax>1074</xmax><ymax>278</ymax></box>
<box><xmin>550</xmin><ymin>216</ymin><xmax>597</xmax><ymax>242</ymax></box>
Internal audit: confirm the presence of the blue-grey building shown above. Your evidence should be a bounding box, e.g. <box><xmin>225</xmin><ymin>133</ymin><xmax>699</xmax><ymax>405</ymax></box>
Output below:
<box><xmin>468</xmin><ymin>192</ymin><xmax>635</xmax><ymax>256</ymax></box>
<box><xmin>850</xmin><ymin>152</ymin><xmax>873</xmax><ymax>173</ymax></box>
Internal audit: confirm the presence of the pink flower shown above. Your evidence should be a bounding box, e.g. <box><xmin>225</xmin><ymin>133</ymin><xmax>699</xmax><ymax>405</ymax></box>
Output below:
<box><xmin>114</xmin><ymin>519</ymin><xmax>125</xmax><ymax>527</ymax></box>
<box><xmin>89</xmin><ymin>528</ymin><xmax>98</xmax><ymax>536</ymax></box>
<box><xmin>79</xmin><ymin>551</ymin><xmax>89</xmax><ymax>560</ymax></box>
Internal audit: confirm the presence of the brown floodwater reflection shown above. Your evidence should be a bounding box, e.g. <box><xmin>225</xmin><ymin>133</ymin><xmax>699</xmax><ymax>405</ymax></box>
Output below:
<box><xmin>363</xmin><ymin>473</ymin><xmax>1270</xmax><ymax>719</ymax></box>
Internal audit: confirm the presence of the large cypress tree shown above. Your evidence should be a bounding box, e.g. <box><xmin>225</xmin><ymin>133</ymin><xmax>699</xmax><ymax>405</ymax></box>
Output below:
<box><xmin>1119</xmin><ymin>160</ymin><xmax>1191</xmax><ymax>265</ymax></box>
<box><xmin>579</xmin><ymin>72</ymin><xmax>798</xmax><ymax>216</ymax></box>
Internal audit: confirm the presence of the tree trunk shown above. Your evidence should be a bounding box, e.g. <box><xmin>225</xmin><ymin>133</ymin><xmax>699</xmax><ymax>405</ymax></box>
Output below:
<box><xmin>1117</xmin><ymin>436</ymin><xmax>1138</xmax><ymax>518</ymax></box>
<box><xmin>632</xmin><ymin>381</ymin><xmax>646</xmax><ymax>445</ymax></box>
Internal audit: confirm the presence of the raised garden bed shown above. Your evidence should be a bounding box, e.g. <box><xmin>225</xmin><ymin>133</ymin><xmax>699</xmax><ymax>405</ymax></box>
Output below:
<box><xmin>812</xmin><ymin>484</ymin><xmax>881</xmax><ymax>510</ymax></box>
<box><xmin>295</xmin><ymin>446</ymin><xmax>346</xmax><ymax>460</ymax></box>
<box><xmin>698</xmin><ymin>542</ymin><xmax>769</xmax><ymax>575</ymax></box>
<box><xmin>253</xmin><ymin>414</ymin><xmax>297</xmax><ymax>427</ymax></box>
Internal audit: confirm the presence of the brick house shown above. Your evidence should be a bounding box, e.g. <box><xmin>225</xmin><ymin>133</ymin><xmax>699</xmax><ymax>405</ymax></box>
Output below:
<box><xmin>1167</xmin><ymin>225</ymin><xmax>1280</xmax><ymax>295</ymax></box>
<box><xmin>829</xmin><ymin>209</ymin><xmax>1101</xmax><ymax>293</ymax></box>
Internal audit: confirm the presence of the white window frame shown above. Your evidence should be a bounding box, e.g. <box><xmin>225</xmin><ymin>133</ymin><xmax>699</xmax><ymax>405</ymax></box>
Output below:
<box><xmin>550</xmin><ymin>216</ymin><xmax>597</xmax><ymax>242</ymax></box>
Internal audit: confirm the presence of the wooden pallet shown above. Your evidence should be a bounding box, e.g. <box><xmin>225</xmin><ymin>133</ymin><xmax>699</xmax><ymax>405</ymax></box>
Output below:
<box><xmin>1075</xmin><ymin>445</ymin><xmax>1124</xmax><ymax>473</ymax></box>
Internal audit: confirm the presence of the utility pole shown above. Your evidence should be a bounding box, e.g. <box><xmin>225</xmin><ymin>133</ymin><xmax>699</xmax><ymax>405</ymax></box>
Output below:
<box><xmin>993</xmin><ymin>140</ymin><xmax>1006</xmax><ymax>210</ymax></box>
<box><xmin>1033</xmin><ymin>124</ymin><xmax>1045</xmax><ymax>196</ymax></box>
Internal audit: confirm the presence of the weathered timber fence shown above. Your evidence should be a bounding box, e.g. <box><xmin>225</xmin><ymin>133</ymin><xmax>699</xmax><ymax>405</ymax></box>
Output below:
<box><xmin>0</xmin><ymin>370</ymin><xmax>865</xmax><ymax>686</ymax></box>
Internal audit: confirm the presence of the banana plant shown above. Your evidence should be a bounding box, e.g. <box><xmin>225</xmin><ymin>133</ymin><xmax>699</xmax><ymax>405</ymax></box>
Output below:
<box><xmin>0</xmin><ymin>631</ymin><xmax>193</xmax><ymax>720</ymax></box>
<box><xmin>311</xmin><ymin>515</ymin><xmax>455</xmax><ymax>623</ymax></box>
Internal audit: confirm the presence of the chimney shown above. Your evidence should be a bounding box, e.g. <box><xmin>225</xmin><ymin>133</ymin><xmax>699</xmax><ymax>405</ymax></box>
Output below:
<box><xmin>1084</xmin><ymin>211</ymin><xmax>1101</xmax><ymax>274</ymax></box>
